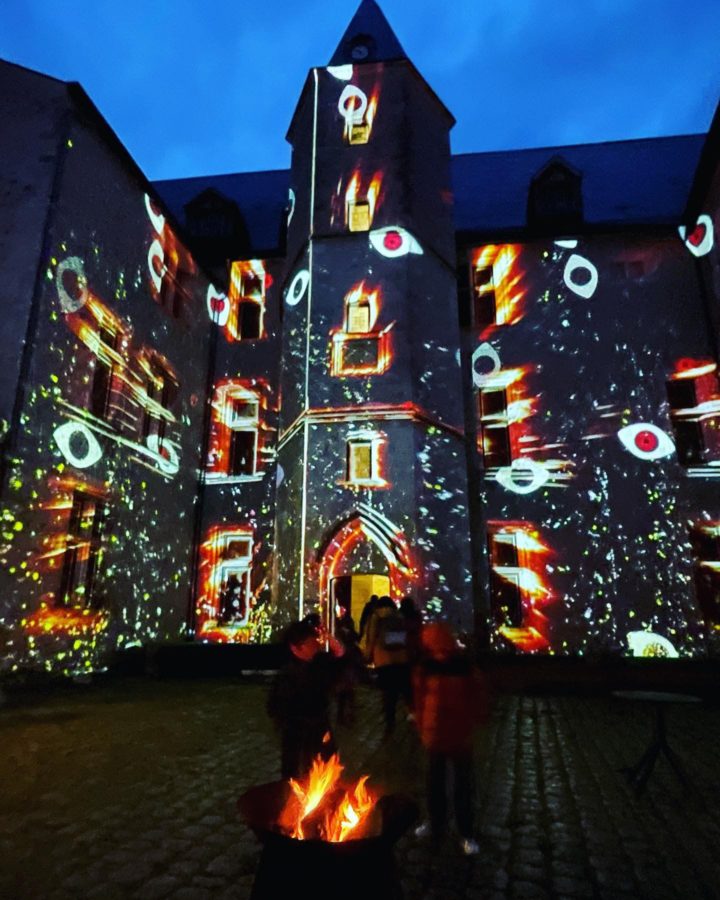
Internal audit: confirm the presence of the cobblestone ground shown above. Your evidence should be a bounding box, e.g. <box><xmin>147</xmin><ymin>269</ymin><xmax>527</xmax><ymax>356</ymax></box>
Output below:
<box><xmin>1</xmin><ymin>676</ymin><xmax>719</xmax><ymax>900</ymax></box>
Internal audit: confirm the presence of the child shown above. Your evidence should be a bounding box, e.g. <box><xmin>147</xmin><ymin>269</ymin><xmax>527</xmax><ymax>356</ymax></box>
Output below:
<box><xmin>266</xmin><ymin>618</ymin><xmax>345</xmax><ymax>779</ymax></box>
<box><xmin>412</xmin><ymin>621</ymin><xmax>489</xmax><ymax>855</ymax></box>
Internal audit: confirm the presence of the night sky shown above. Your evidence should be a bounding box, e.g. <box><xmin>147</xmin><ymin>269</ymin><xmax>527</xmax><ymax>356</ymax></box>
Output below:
<box><xmin>2</xmin><ymin>0</ymin><xmax>719</xmax><ymax>180</ymax></box>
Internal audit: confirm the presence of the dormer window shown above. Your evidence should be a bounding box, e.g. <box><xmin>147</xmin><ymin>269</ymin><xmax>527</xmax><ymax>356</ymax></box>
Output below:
<box><xmin>527</xmin><ymin>158</ymin><xmax>583</xmax><ymax>231</ymax></box>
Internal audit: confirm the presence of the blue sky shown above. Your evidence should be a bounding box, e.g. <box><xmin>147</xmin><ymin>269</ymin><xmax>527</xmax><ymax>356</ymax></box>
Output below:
<box><xmin>2</xmin><ymin>0</ymin><xmax>719</xmax><ymax>180</ymax></box>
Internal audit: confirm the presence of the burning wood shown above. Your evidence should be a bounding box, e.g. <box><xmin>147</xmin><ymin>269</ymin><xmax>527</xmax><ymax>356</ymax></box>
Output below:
<box><xmin>276</xmin><ymin>750</ymin><xmax>379</xmax><ymax>842</ymax></box>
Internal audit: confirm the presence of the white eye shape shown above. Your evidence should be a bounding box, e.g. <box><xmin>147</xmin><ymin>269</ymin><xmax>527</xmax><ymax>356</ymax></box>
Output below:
<box><xmin>554</xmin><ymin>239</ymin><xmax>578</xmax><ymax>249</ymax></box>
<box><xmin>146</xmin><ymin>433</ymin><xmax>180</xmax><ymax>477</ymax></box>
<box><xmin>369</xmin><ymin>226</ymin><xmax>423</xmax><ymax>258</ymax></box>
<box><xmin>679</xmin><ymin>214</ymin><xmax>714</xmax><ymax>257</ymax></box>
<box><xmin>286</xmin><ymin>269</ymin><xmax>310</xmax><ymax>307</ymax></box>
<box><xmin>56</xmin><ymin>257</ymin><xmax>88</xmax><ymax>313</ymax></box>
<box><xmin>287</xmin><ymin>188</ymin><xmax>296</xmax><ymax>225</ymax></box>
<box><xmin>144</xmin><ymin>193</ymin><xmax>165</xmax><ymax>235</ymax></box>
<box><xmin>618</xmin><ymin>423</ymin><xmax>675</xmax><ymax>460</ymax></box>
<box><xmin>471</xmin><ymin>342</ymin><xmax>501</xmax><ymax>387</ymax></box>
<box><xmin>627</xmin><ymin>631</ymin><xmax>678</xmax><ymax>658</ymax></box>
<box><xmin>327</xmin><ymin>64</ymin><xmax>353</xmax><ymax>81</ymax></box>
<box><xmin>54</xmin><ymin>421</ymin><xmax>103</xmax><ymax>468</ymax></box>
<box><xmin>563</xmin><ymin>253</ymin><xmax>598</xmax><ymax>298</ymax></box>
<box><xmin>207</xmin><ymin>286</ymin><xmax>229</xmax><ymax>326</ymax></box>
<box><xmin>148</xmin><ymin>239</ymin><xmax>165</xmax><ymax>293</ymax></box>
<box><xmin>338</xmin><ymin>85</ymin><xmax>367</xmax><ymax>124</ymax></box>
<box><xmin>495</xmin><ymin>458</ymin><xmax>550</xmax><ymax>494</ymax></box>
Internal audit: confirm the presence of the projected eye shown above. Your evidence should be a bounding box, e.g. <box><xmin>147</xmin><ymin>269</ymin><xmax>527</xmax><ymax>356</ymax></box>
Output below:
<box><xmin>56</xmin><ymin>257</ymin><xmax>88</xmax><ymax>313</ymax></box>
<box><xmin>144</xmin><ymin>193</ymin><xmax>166</xmax><ymax>235</ymax></box>
<box><xmin>618</xmin><ymin>424</ymin><xmax>674</xmax><ymax>460</ymax></box>
<box><xmin>146</xmin><ymin>434</ymin><xmax>179</xmax><ymax>477</ymax></box>
<box><xmin>369</xmin><ymin>227</ymin><xmax>423</xmax><ymax>258</ymax></box>
<box><xmin>338</xmin><ymin>84</ymin><xmax>367</xmax><ymax>124</ymax></box>
<box><xmin>207</xmin><ymin>286</ymin><xmax>229</xmax><ymax>326</ymax></box>
<box><xmin>327</xmin><ymin>64</ymin><xmax>353</xmax><ymax>81</ymax></box>
<box><xmin>148</xmin><ymin>240</ymin><xmax>165</xmax><ymax>293</ymax></box>
<box><xmin>627</xmin><ymin>631</ymin><xmax>678</xmax><ymax>658</ymax></box>
<box><xmin>54</xmin><ymin>422</ymin><xmax>102</xmax><ymax>468</ymax></box>
<box><xmin>496</xmin><ymin>458</ymin><xmax>550</xmax><ymax>494</ymax></box>
<box><xmin>286</xmin><ymin>269</ymin><xmax>310</xmax><ymax>307</ymax></box>
<box><xmin>679</xmin><ymin>214</ymin><xmax>714</xmax><ymax>257</ymax></box>
<box><xmin>287</xmin><ymin>188</ymin><xmax>296</xmax><ymax>225</ymax></box>
<box><xmin>471</xmin><ymin>342</ymin><xmax>501</xmax><ymax>387</ymax></box>
<box><xmin>563</xmin><ymin>253</ymin><xmax>598</xmax><ymax>299</ymax></box>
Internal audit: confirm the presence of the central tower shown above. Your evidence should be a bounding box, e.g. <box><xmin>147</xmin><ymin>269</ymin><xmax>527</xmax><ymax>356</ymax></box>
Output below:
<box><xmin>273</xmin><ymin>0</ymin><xmax>473</xmax><ymax>630</ymax></box>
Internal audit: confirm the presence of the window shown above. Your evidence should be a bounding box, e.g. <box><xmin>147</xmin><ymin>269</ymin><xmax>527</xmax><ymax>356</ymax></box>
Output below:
<box><xmin>472</xmin><ymin>266</ymin><xmax>496</xmax><ymax>328</ymax></box>
<box><xmin>90</xmin><ymin>324</ymin><xmax>119</xmax><ymax>419</ymax></box>
<box><xmin>347</xmin><ymin>199</ymin><xmax>370</xmax><ymax>232</ymax></box>
<box><xmin>666</xmin><ymin>366</ymin><xmax>720</xmax><ymax>467</ymax></box>
<box><xmin>478</xmin><ymin>388</ymin><xmax>512</xmax><ymax>469</ymax></box>
<box><xmin>527</xmin><ymin>158</ymin><xmax>583</xmax><ymax>231</ymax></box>
<box><xmin>206</xmin><ymin>385</ymin><xmax>262</xmax><ymax>482</ymax></box>
<box><xmin>347</xmin><ymin>297</ymin><xmax>371</xmax><ymax>333</ymax></box>
<box><xmin>58</xmin><ymin>491</ymin><xmax>106</xmax><ymax>609</ymax></box>
<box><xmin>140</xmin><ymin>357</ymin><xmax>177</xmax><ymax>449</ymax></box>
<box><xmin>689</xmin><ymin>523</ymin><xmax>720</xmax><ymax>629</ymax></box>
<box><xmin>487</xmin><ymin>529</ymin><xmax>523</xmax><ymax>629</ymax></box>
<box><xmin>228</xmin><ymin>260</ymin><xmax>266</xmax><ymax>341</ymax></box>
<box><xmin>330</xmin><ymin>284</ymin><xmax>391</xmax><ymax>377</ymax></box>
<box><xmin>345</xmin><ymin>433</ymin><xmax>385</xmax><ymax>487</ymax></box>
<box><xmin>216</xmin><ymin>530</ymin><xmax>253</xmax><ymax>624</ymax></box>
<box><xmin>469</xmin><ymin>245</ymin><xmax>524</xmax><ymax>329</ymax></box>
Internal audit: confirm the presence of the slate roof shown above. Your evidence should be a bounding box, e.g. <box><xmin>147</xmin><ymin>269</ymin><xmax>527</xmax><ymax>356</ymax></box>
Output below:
<box><xmin>153</xmin><ymin>133</ymin><xmax>705</xmax><ymax>257</ymax></box>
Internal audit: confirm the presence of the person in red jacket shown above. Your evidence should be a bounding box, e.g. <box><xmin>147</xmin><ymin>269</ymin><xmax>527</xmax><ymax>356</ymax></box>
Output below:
<box><xmin>412</xmin><ymin>621</ymin><xmax>489</xmax><ymax>855</ymax></box>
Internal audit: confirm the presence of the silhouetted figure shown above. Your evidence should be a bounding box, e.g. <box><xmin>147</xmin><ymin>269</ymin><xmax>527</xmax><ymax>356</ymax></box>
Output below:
<box><xmin>266</xmin><ymin>619</ymin><xmax>345</xmax><ymax>779</ymax></box>
<box><xmin>334</xmin><ymin>609</ymin><xmax>364</xmax><ymax>726</ymax></box>
<box><xmin>363</xmin><ymin>595</ymin><xmax>410</xmax><ymax>737</ymax></box>
<box><xmin>400</xmin><ymin>595</ymin><xmax>423</xmax><ymax>664</ymax></box>
<box><xmin>412</xmin><ymin>621</ymin><xmax>489</xmax><ymax>855</ymax></box>
<box><xmin>358</xmin><ymin>594</ymin><xmax>379</xmax><ymax>645</ymax></box>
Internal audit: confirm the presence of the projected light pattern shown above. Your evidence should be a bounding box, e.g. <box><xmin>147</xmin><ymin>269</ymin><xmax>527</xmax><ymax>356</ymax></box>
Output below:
<box><xmin>0</xmin><ymin>164</ymin><xmax>211</xmax><ymax>675</ymax></box>
<box><xmin>471</xmin><ymin>237</ymin><xmax>712</xmax><ymax>655</ymax></box>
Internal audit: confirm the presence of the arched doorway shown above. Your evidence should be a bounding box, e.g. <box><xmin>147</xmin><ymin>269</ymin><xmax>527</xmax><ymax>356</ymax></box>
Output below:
<box><xmin>316</xmin><ymin>502</ymin><xmax>419</xmax><ymax>632</ymax></box>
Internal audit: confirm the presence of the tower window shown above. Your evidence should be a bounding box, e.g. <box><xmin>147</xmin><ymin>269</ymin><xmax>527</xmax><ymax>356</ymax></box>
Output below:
<box><xmin>487</xmin><ymin>529</ymin><xmax>523</xmax><ymax>629</ymax></box>
<box><xmin>347</xmin><ymin>199</ymin><xmax>370</xmax><ymax>232</ymax></box>
<box><xmin>345</xmin><ymin>433</ymin><xmax>385</xmax><ymax>487</ymax></box>
<box><xmin>215</xmin><ymin>529</ymin><xmax>254</xmax><ymax>625</ymax></box>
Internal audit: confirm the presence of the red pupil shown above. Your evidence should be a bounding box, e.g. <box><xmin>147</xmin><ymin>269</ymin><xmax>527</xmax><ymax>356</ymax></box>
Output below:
<box><xmin>383</xmin><ymin>231</ymin><xmax>403</xmax><ymax>250</ymax></box>
<box><xmin>635</xmin><ymin>430</ymin><xmax>659</xmax><ymax>452</ymax></box>
<box><xmin>211</xmin><ymin>297</ymin><xmax>225</xmax><ymax>312</ymax></box>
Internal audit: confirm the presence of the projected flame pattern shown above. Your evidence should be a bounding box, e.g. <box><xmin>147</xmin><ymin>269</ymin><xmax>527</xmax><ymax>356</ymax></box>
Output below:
<box><xmin>1</xmin><ymin>163</ymin><xmax>211</xmax><ymax>676</ymax></box>
<box><xmin>470</xmin><ymin>237</ymin><xmax>714</xmax><ymax>655</ymax></box>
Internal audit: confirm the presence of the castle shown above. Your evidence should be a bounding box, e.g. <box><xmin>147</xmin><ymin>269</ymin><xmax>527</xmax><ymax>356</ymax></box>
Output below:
<box><xmin>1</xmin><ymin>0</ymin><xmax>719</xmax><ymax>676</ymax></box>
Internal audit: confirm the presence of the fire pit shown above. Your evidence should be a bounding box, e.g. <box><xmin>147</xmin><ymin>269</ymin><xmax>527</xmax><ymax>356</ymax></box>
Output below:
<box><xmin>238</xmin><ymin>753</ymin><xmax>417</xmax><ymax>900</ymax></box>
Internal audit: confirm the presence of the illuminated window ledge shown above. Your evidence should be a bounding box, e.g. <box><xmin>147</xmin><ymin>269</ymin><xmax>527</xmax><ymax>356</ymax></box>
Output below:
<box><xmin>497</xmin><ymin>625</ymin><xmax>549</xmax><ymax>652</ymax></box>
<box><xmin>684</xmin><ymin>462</ymin><xmax>720</xmax><ymax>479</ymax></box>
<box><xmin>330</xmin><ymin>328</ymin><xmax>392</xmax><ymax>377</ymax></box>
<box><xmin>338</xmin><ymin>477</ymin><xmax>388</xmax><ymax>491</ymax></box>
<box><xmin>204</xmin><ymin>471</ymin><xmax>265</xmax><ymax>485</ymax></box>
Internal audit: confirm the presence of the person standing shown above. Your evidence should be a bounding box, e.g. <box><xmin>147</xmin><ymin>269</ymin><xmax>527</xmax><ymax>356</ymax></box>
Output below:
<box><xmin>266</xmin><ymin>619</ymin><xmax>345</xmax><ymax>779</ymax></box>
<box><xmin>412</xmin><ymin>621</ymin><xmax>489</xmax><ymax>855</ymax></box>
<box><xmin>363</xmin><ymin>595</ymin><xmax>410</xmax><ymax>737</ymax></box>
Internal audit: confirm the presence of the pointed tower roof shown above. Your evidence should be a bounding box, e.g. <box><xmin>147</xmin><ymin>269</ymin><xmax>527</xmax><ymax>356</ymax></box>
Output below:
<box><xmin>328</xmin><ymin>0</ymin><xmax>407</xmax><ymax>66</ymax></box>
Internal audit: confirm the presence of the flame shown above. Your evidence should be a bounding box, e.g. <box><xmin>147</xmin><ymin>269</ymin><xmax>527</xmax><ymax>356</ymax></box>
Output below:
<box><xmin>343</xmin><ymin>171</ymin><xmax>383</xmax><ymax>229</ymax></box>
<box><xmin>471</xmin><ymin>244</ymin><xmax>526</xmax><ymax>330</ymax></box>
<box><xmin>278</xmin><ymin>751</ymin><xmax>376</xmax><ymax>842</ymax></box>
<box><xmin>493</xmin><ymin>527</ymin><xmax>550</xmax><ymax>555</ymax></box>
<box><xmin>365</xmin><ymin>90</ymin><xmax>379</xmax><ymax>132</ymax></box>
<box><xmin>22</xmin><ymin>603</ymin><xmax>109</xmax><ymax>637</ymax></box>
<box><xmin>367</xmin><ymin>173</ymin><xmax>382</xmax><ymax>221</ymax></box>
